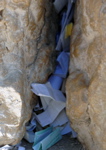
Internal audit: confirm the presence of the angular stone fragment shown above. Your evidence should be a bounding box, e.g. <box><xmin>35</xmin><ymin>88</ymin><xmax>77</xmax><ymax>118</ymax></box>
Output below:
<box><xmin>0</xmin><ymin>0</ymin><xmax>57</xmax><ymax>145</ymax></box>
<box><xmin>66</xmin><ymin>0</ymin><xmax>106</xmax><ymax>150</ymax></box>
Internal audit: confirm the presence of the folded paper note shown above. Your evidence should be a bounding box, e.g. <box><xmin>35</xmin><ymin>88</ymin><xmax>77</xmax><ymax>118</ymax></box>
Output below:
<box><xmin>33</xmin><ymin>127</ymin><xmax>53</xmax><ymax>145</ymax></box>
<box><xmin>33</xmin><ymin>127</ymin><xmax>62</xmax><ymax>150</ymax></box>
<box><xmin>65</xmin><ymin>23</ymin><xmax>73</xmax><ymax>38</ymax></box>
<box><xmin>35</xmin><ymin>100</ymin><xmax>65</xmax><ymax>127</ymax></box>
<box><xmin>40</xmin><ymin>96</ymin><xmax>51</xmax><ymax>110</ymax></box>
<box><xmin>56</xmin><ymin>0</ymin><xmax>75</xmax><ymax>51</ymax></box>
<box><xmin>53</xmin><ymin>0</ymin><xmax>68</xmax><ymax>13</ymax></box>
<box><xmin>54</xmin><ymin>52</ymin><xmax>69</xmax><ymax>78</ymax></box>
<box><xmin>61</xmin><ymin>122</ymin><xmax>73</xmax><ymax>135</ymax></box>
<box><xmin>31</xmin><ymin>82</ymin><xmax>66</xmax><ymax>103</ymax></box>
<box><xmin>48</xmin><ymin>75</ymin><xmax>63</xmax><ymax>90</ymax></box>
<box><xmin>26</xmin><ymin>113</ymin><xmax>36</xmax><ymax>131</ymax></box>
<box><xmin>60</xmin><ymin>122</ymin><xmax>77</xmax><ymax>137</ymax></box>
<box><xmin>31</xmin><ymin>82</ymin><xmax>66</xmax><ymax>127</ymax></box>
<box><xmin>18</xmin><ymin>146</ymin><xmax>25</xmax><ymax>150</ymax></box>
<box><xmin>24</xmin><ymin>131</ymin><xmax>35</xmax><ymax>143</ymax></box>
<box><xmin>61</xmin><ymin>0</ymin><xmax>74</xmax><ymax>31</ymax></box>
<box><xmin>51</xmin><ymin>109</ymin><xmax>68</xmax><ymax>128</ymax></box>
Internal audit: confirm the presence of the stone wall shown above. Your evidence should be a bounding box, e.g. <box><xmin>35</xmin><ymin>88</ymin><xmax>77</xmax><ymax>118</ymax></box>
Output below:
<box><xmin>66</xmin><ymin>0</ymin><xmax>106</xmax><ymax>150</ymax></box>
<box><xmin>0</xmin><ymin>0</ymin><xmax>56</xmax><ymax>145</ymax></box>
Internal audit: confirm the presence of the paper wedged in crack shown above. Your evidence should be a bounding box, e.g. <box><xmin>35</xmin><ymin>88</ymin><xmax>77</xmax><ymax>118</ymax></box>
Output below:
<box><xmin>0</xmin><ymin>0</ymin><xmax>57</xmax><ymax>145</ymax></box>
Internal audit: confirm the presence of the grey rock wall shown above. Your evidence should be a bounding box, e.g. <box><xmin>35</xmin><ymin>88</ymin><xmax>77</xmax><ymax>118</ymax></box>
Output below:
<box><xmin>0</xmin><ymin>0</ymin><xmax>56</xmax><ymax>145</ymax></box>
<box><xmin>66</xmin><ymin>0</ymin><xmax>106</xmax><ymax>150</ymax></box>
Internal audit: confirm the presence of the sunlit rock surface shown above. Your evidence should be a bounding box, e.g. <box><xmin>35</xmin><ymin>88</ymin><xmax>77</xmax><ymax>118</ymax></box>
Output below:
<box><xmin>66</xmin><ymin>0</ymin><xmax>106</xmax><ymax>150</ymax></box>
<box><xmin>0</xmin><ymin>0</ymin><xmax>56</xmax><ymax>145</ymax></box>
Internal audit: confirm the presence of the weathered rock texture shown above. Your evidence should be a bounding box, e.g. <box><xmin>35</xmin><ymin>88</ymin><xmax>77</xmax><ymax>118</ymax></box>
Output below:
<box><xmin>0</xmin><ymin>0</ymin><xmax>56</xmax><ymax>146</ymax></box>
<box><xmin>66</xmin><ymin>0</ymin><xmax>106</xmax><ymax>150</ymax></box>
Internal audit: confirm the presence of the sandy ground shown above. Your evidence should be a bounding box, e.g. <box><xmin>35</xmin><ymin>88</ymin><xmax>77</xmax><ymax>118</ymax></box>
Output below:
<box><xmin>19</xmin><ymin>134</ymin><xmax>84</xmax><ymax>150</ymax></box>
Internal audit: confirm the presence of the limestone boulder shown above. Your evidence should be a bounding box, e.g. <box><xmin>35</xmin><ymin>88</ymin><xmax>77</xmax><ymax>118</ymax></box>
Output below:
<box><xmin>0</xmin><ymin>0</ymin><xmax>56</xmax><ymax>145</ymax></box>
<box><xmin>66</xmin><ymin>0</ymin><xmax>106</xmax><ymax>150</ymax></box>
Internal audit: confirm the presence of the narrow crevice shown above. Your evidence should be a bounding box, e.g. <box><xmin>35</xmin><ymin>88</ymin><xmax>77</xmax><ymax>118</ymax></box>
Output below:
<box><xmin>0</xmin><ymin>10</ymin><xmax>3</xmax><ymax>21</ymax></box>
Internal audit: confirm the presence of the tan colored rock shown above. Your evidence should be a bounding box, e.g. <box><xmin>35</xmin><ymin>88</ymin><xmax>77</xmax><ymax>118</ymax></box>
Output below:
<box><xmin>0</xmin><ymin>0</ymin><xmax>57</xmax><ymax>146</ymax></box>
<box><xmin>66</xmin><ymin>0</ymin><xmax>106</xmax><ymax>150</ymax></box>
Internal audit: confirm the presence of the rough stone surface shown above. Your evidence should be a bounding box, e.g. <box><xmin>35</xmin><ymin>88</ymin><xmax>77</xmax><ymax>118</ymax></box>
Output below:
<box><xmin>66</xmin><ymin>0</ymin><xmax>106</xmax><ymax>150</ymax></box>
<box><xmin>0</xmin><ymin>0</ymin><xmax>56</xmax><ymax>146</ymax></box>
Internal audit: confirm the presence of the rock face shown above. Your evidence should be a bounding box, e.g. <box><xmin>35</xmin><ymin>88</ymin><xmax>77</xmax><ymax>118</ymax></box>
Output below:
<box><xmin>0</xmin><ymin>0</ymin><xmax>56</xmax><ymax>146</ymax></box>
<box><xmin>66</xmin><ymin>0</ymin><xmax>106</xmax><ymax>150</ymax></box>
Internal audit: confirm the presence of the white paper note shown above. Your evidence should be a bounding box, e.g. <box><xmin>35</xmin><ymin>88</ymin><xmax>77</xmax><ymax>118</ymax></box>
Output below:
<box><xmin>31</xmin><ymin>82</ymin><xmax>66</xmax><ymax>103</ymax></box>
<box><xmin>53</xmin><ymin>0</ymin><xmax>68</xmax><ymax>13</ymax></box>
<box><xmin>51</xmin><ymin>109</ymin><xmax>68</xmax><ymax>127</ymax></box>
<box><xmin>35</xmin><ymin>100</ymin><xmax>65</xmax><ymax>127</ymax></box>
